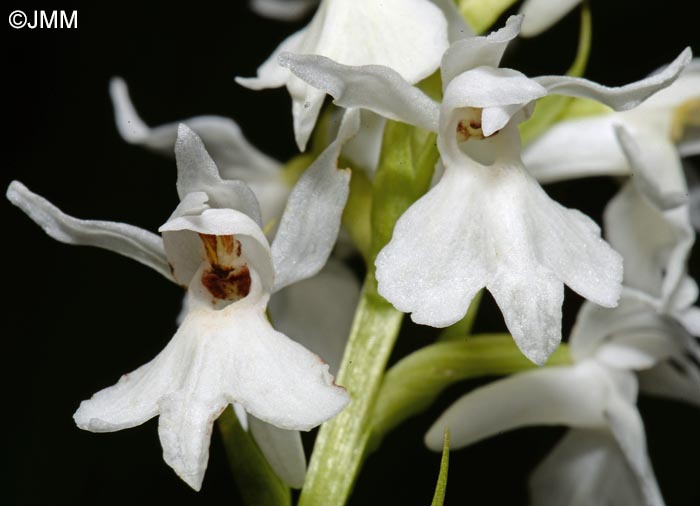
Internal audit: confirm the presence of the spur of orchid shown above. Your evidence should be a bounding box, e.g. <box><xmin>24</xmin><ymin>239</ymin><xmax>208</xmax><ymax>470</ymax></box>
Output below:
<box><xmin>8</xmin><ymin>1</ymin><xmax>699</xmax><ymax>505</ymax></box>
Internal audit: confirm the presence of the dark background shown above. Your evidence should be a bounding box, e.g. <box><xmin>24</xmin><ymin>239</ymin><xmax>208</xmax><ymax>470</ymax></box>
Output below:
<box><xmin>5</xmin><ymin>1</ymin><xmax>699</xmax><ymax>505</ymax></box>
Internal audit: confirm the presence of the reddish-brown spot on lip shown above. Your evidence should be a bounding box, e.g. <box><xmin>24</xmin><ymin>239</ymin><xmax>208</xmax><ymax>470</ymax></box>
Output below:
<box><xmin>202</xmin><ymin>264</ymin><xmax>251</xmax><ymax>301</ymax></box>
<box><xmin>198</xmin><ymin>233</ymin><xmax>250</xmax><ymax>302</ymax></box>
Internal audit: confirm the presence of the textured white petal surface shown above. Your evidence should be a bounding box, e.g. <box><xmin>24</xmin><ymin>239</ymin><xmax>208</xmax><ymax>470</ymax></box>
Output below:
<box><xmin>7</xmin><ymin>181</ymin><xmax>173</xmax><ymax>281</ymax></box>
<box><xmin>376</xmin><ymin>155</ymin><xmax>621</xmax><ymax>364</ymax></box>
<box><xmin>535</xmin><ymin>48</ymin><xmax>692</xmax><ymax>111</ymax></box>
<box><xmin>271</xmin><ymin>110</ymin><xmax>357</xmax><ymax>292</ymax></box>
<box><xmin>279</xmin><ymin>53</ymin><xmax>440</xmax><ymax>132</ymax></box>
<box><xmin>76</xmin><ymin>269</ymin><xmax>348</xmax><ymax>489</ymax></box>
<box><xmin>425</xmin><ymin>362</ymin><xmax>609</xmax><ymax>450</ymax></box>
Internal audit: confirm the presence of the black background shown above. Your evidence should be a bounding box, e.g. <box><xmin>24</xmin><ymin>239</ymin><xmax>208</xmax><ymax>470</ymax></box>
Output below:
<box><xmin>5</xmin><ymin>1</ymin><xmax>699</xmax><ymax>505</ymax></box>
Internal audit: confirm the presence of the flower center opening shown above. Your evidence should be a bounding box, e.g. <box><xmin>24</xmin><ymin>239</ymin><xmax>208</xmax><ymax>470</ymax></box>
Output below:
<box><xmin>456</xmin><ymin>118</ymin><xmax>485</xmax><ymax>141</ymax></box>
<box><xmin>199</xmin><ymin>233</ymin><xmax>251</xmax><ymax>302</ymax></box>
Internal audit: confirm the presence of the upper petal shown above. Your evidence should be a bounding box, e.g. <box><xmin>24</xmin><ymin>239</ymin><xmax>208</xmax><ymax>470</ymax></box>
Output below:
<box><xmin>175</xmin><ymin>124</ymin><xmax>263</xmax><ymax>227</ymax></box>
<box><xmin>7</xmin><ymin>181</ymin><xmax>173</xmax><ymax>282</ymax></box>
<box><xmin>440</xmin><ymin>15</ymin><xmax>523</xmax><ymax>86</ymax></box>
<box><xmin>270</xmin><ymin>109</ymin><xmax>357</xmax><ymax>292</ymax></box>
<box><xmin>278</xmin><ymin>52</ymin><xmax>440</xmax><ymax>132</ymax></box>
<box><xmin>534</xmin><ymin>48</ymin><xmax>692</xmax><ymax>111</ymax></box>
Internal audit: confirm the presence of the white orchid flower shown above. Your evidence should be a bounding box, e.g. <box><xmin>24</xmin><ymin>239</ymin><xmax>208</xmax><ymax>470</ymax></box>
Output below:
<box><xmin>236</xmin><ymin>0</ymin><xmax>450</xmax><ymax>151</ymax></box>
<box><xmin>425</xmin><ymin>158</ymin><xmax>699</xmax><ymax>506</ymax></box>
<box><xmin>524</xmin><ymin>59</ymin><xmax>700</xmax><ymax>195</ymax></box>
<box><xmin>519</xmin><ymin>0</ymin><xmax>583</xmax><ymax>37</ymax></box>
<box><xmin>109</xmin><ymin>78</ymin><xmax>362</xmax><ymax>487</ymax></box>
<box><xmin>277</xmin><ymin>15</ymin><xmax>691</xmax><ymax>364</ymax></box>
<box><xmin>6</xmin><ymin>118</ymin><xmax>360</xmax><ymax>490</ymax></box>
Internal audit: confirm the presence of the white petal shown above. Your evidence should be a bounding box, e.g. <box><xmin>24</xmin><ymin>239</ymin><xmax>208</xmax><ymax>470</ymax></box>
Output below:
<box><xmin>535</xmin><ymin>48</ymin><xmax>692</xmax><ymax>111</ymax></box>
<box><xmin>158</xmin><ymin>393</ymin><xmax>227</xmax><ymax>490</ymax></box>
<box><xmin>269</xmin><ymin>258</ymin><xmax>360</xmax><ymax>374</ymax></box>
<box><xmin>605</xmin><ymin>383</ymin><xmax>665</xmax><ymax>506</ymax></box>
<box><xmin>74</xmin><ymin>359</ymin><xmax>173</xmax><ymax>432</ymax></box>
<box><xmin>236</xmin><ymin>28</ymin><xmax>307</xmax><ymax>91</ymax></box>
<box><xmin>604</xmin><ymin>182</ymin><xmax>693</xmax><ymax>302</ymax></box>
<box><xmin>614</xmin><ymin>125</ymin><xmax>687</xmax><ymax>210</ymax></box>
<box><xmin>271</xmin><ymin>110</ymin><xmax>357</xmax><ymax>292</ymax></box>
<box><xmin>519</xmin><ymin>0</ymin><xmax>582</xmax><ymax>37</ymax></box>
<box><xmin>278</xmin><ymin>52</ymin><xmax>440</xmax><ymax>132</ymax></box>
<box><xmin>442</xmin><ymin>66</ymin><xmax>547</xmax><ymax>110</ymax></box>
<box><xmin>160</xmin><ymin>207</ymin><xmax>274</xmax><ymax>291</ymax></box>
<box><xmin>250</xmin><ymin>0</ymin><xmax>318</xmax><ymax>21</ymax></box>
<box><xmin>522</xmin><ymin>115</ymin><xmax>629</xmax><ymax>184</ymax></box>
<box><xmin>375</xmin><ymin>166</ymin><xmax>489</xmax><ymax>331</ymax></box>
<box><xmin>489</xmin><ymin>265</ymin><xmax>564</xmax><ymax>365</ymax></box>
<box><xmin>376</xmin><ymin>158</ymin><xmax>621</xmax><ymax>364</ymax></box>
<box><xmin>440</xmin><ymin>15</ymin><xmax>522</xmax><ymax>85</ymax></box>
<box><xmin>187</xmin><ymin>274</ymin><xmax>349</xmax><ymax>430</ymax></box>
<box><xmin>6</xmin><ymin>181</ymin><xmax>173</xmax><ymax>281</ymax></box>
<box><xmin>570</xmin><ymin>296</ymin><xmax>651</xmax><ymax>361</ymax></box>
<box><xmin>111</xmin><ymin>77</ymin><xmax>281</xmax><ymax>176</ymax></box>
<box><xmin>249</xmin><ymin>416</ymin><xmax>307</xmax><ymax>488</ymax></box>
<box><xmin>529</xmin><ymin>429</ymin><xmax>648</xmax><ymax>506</ymax></box>
<box><xmin>424</xmin><ymin>362</ymin><xmax>609</xmax><ymax>451</ymax></box>
<box><xmin>175</xmin><ymin>124</ymin><xmax>263</xmax><ymax>227</ymax></box>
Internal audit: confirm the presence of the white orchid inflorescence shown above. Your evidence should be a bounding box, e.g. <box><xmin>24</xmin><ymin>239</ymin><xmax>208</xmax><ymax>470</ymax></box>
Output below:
<box><xmin>8</xmin><ymin>1</ymin><xmax>699</xmax><ymax>504</ymax></box>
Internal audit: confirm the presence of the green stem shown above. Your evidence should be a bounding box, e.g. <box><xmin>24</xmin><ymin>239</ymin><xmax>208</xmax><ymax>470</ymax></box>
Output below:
<box><xmin>298</xmin><ymin>275</ymin><xmax>403</xmax><ymax>506</ymax></box>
